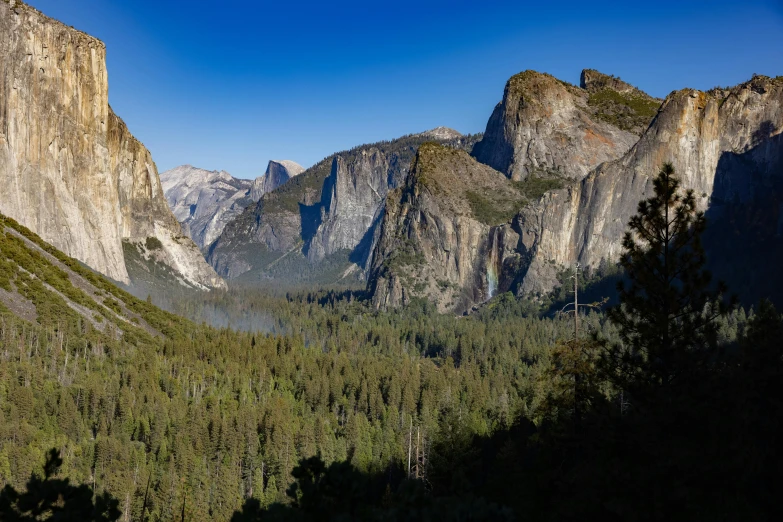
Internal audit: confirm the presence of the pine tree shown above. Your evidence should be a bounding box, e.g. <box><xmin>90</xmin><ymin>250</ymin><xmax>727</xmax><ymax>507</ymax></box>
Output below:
<box><xmin>602</xmin><ymin>163</ymin><xmax>732</xmax><ymax>410</ymax></box>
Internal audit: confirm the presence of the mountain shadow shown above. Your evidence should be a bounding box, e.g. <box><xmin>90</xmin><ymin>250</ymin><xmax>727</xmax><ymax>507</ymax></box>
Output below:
<box><xmin>0</xmin><ymin>449</ymin><xmax>121</xmax><ymax>521</ymax></box>
<box><xmin>348</xmin><ymin>214</ymin><xmax>381</xmax><ymax>268</ymax></box>
<box><xmin>704</xmin><ymin>126</ymin><xmax>783</xmax><ymax>308</ymax></box>
<box><xmin>539</xmin><ymin>126</ymin><xmax>783</xmax><ymax>315</ymax></box>
<box><xmin>230</xmin><ymin>453</ymin><xmax>515</xmax><ymax>522</ymax></box>
<box><xmin>230</xmin><ymin>297</ymin><xmax>783</xmax><ymax>522</ymax></box>
<box><xmin>299</xmin><ymin>201</ymin><xmax>322</xmax><ymax>255</ymax></box>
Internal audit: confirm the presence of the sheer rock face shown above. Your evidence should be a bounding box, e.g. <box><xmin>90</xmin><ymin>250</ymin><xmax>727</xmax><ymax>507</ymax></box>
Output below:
<box><xmin>369</xmin><ymin>144</ymin><xmax>523</xmax><ymax>313</ymax></box>
<box><xmin>209</xmin><ymin>130</ymin><xmax>478</xmax><ymax>281</ymax></box>
<box><xmin>472</xmin><ymin>70</ymin><xmax>639</xmax><ymax>182</ymax></box>
<box><xmin>306</xmin><ymin>149</ymin><xmax>396</xmax><ymax>264</ymax></box>
<box><xmin>0</xmin><ymin>1</ymin><xmax>225</xmax><ymax>289</ymax></box>
<box><xmin>161</xmin><ymin>160</ymin><xmax>302</xmax><ymax>252</ymax></box>
<box><xmin>368</xmin><ymin>72</ymin><xmax>783</xmax><ymax>312</ymax></box>
<box><xmin>306</xmin><ymin>131</ymin><xmax>480</xmax><ymax>269</ymax></box>
<box><xmin>516</xmin><ymin>76</ymin><xmax>783</xmax><ymax>295</ymax></box>
<box><xmin>249</xmin><ymin>160</ymin><xmax>304</xmax><ymax>201</ymax></box>
<box><xmin>161</xmin><ymin>166</ymin><xmax>254</xmax><ymax>250</ymax></box>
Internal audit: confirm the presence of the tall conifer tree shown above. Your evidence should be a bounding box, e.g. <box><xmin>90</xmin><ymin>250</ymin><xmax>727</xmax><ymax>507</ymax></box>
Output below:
<box><xmin>602</xmin><ymin>163</ymin><xmax>731</xmax><ymax>409</ymax></box>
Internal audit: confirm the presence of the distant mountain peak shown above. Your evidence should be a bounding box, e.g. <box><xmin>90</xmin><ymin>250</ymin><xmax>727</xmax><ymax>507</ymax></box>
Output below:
<box><xmin>249</xmin><ymin>160</ymin><xmax>305</xmax><ymax>201</ymax></box>
<box><xmin>417</xmin><ymin>127</ymin><xmax>463</xmax><ymax>140</ymax></box>
<box><xmin>269</xmin><ymin>159</ymin><xmax>305</xmax><ymax>174</ymax></box>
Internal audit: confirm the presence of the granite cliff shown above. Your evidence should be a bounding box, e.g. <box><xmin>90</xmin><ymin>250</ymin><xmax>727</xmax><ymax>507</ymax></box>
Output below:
<box><xmin>250</xmin><ymin>159</ymin><xmax>304</xmax><ymax>200</ymax></box>
<box><xmin>161</xmin><ymin>160</ymin><xmax>302</xmax><ymax>251</ymax></box>
<box><xmin>161</xmin><ymin>166</ymin><xmax>253</xmax><ymax>250</ymax></box>
<box><xmin>515</xmin><ymin>75</ymin><xmax>783</xmax><ymax>297</ymax></box>
<box><xmin>368</xmin><ymin>144</ymin><xmax>526</xmax><ymax>312</ymax></box>
<box><xmin>0</xmin><ymin>0</ymin><xmax>224</xmax><ymax>290</ymax></box>
<box><xmin>368</xmin><ymin>71</ymin><xmax>783</xmax><ymax>313</ymax></box>
<box><xmin>369</xmin><ymin>70</ymin><xmax>653</xmax><ymax>312</ymax></box>
<box><xmin>208</xmin><ymin>130</ymin><xmax>480</xmax><ymax>287</ymax></box>
<box><xmin>472</xmin><ymin>70</ymin><xmax>647</xmax><ymax>182</ymax></box>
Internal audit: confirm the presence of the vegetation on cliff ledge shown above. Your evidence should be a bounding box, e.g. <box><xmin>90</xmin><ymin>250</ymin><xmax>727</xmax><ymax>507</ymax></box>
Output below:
<box><xmin>588</xmin><ymin>88</ymin><xmax>661</xmax><ymax>133</ymax></box>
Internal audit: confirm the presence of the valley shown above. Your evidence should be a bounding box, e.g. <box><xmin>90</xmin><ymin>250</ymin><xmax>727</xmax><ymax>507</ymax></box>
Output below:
<box><xmin>0</xmin><ymin>1</ymin><xmax>781</xmax><ymax>521</ymax></box>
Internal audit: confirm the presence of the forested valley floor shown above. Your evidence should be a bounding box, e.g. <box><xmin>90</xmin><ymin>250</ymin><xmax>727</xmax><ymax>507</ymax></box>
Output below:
<box><xmin>1</xmin><ymin>166</ymin><xmax>782</xmax><ymax>521</ymax></box>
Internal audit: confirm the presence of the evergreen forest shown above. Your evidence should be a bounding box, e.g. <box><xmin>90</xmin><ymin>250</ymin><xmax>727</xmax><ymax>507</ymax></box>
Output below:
<box><xmin>0</xmin><ymin>165</ymin><xmax>781</xmax><ymax>520</ymax></box>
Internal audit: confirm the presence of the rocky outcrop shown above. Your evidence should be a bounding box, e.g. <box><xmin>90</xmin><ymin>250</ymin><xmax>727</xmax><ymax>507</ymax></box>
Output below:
<box><xmin>161</xmin><ymin>160</ymin><xmax>303</xmax><ymax>251</ymax></box>
<box><xmin>416</xmin><ymin>126</ymin><xmax>463</xmax><ymax>141</ymax></box>
<box><xmin>472</xmin><ymin>70</ymin><xmax>640</xmax><ymax>182</ymax></box>
<box><xmin>368</xmin><ymin>72</ymin><xmax>783</xmax><ymax>312</ymax></box>
<box><xmin>161</xmin><ymin>166</ymin><xmax>254</xmax><ymax>250</ymax></box>
<box><xmin>0</xmin><ymin>1</ymin><xmax>224</xmax><ymax>289</ymax></box>
<box><xmin>306</xmin><ymin>149</ymin><xmax>395</xmax><ymax>264</ymax></box>
<box><xmin>580</xmin><ymin>69</ymin><xmax>650</xmax><ymax>97</ymax></box>
<box><xmin>369</xmin><ymin>144</ymin><xmax>525</xmax><ymax>313</ymax></box>
<box><xmin>209</xmin><ymin>130</ymin><xmax>480</xmax><ymax>282</ymax></box>
<box><xmin>580</xmin><ymin>69</ymin><xmax>663</xmax><ymax>135</ymax></box>
<box><xmin>249</xmin><ymin>160</ymin><xmax>304</xmax><ymax>200</ymax></box>
<box><xmin>516</xmin><ymin>75</ymin><xmax>783</xmax><ymax>295</ymax></box>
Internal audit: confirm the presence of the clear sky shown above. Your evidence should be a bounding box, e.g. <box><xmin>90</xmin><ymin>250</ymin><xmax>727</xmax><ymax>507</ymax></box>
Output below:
<box><xmin>25</xmin><ymin>0</ymin><xmax>783</xmax><ymax>179</ymax></box>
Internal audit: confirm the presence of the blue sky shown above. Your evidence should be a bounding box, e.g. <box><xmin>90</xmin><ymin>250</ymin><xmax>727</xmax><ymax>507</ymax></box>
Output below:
<box><xmin>26</xmin><ymin>0</ymin><xmax>783</xmax><ymax>179</ymax></box>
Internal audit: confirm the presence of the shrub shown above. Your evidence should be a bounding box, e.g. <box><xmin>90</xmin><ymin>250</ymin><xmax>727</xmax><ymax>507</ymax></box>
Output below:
<box><xmin>145</xmin><ymin>236</ymin><xmax>163</xmax><ymax>251</ymax></box>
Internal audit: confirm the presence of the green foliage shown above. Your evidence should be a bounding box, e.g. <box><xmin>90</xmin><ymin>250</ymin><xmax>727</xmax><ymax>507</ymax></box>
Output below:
<box><xmin>466</xmin><ymin>191</ymin><xmax>519</xmax><ymax>225</ymax></box>
<box><xmin>381</xmin><ymin>238</ymin><xmax>425</xmax><ymax>272</ymax></box>
<box><xmin>506</xmin><ymin>70</ymin><xmax>577</xmax><ymax>97</ymax></box>
<box><xmin>587</xmin><ymin>88</ymin><xmax>660</xmax><ymax>133</ymax></box>
<box><xmin>2</xmin><ymin>212</ymin><xmax>587</xmax><ymax>520</ymax></box>
<box><xmin>2</xmin><ymin>188</ymin><xmax>779</xmax><ymax>521</ymax></box>
<box><xmin>144</xmin><ymin>236</ymin><xmax>163</xmax><ymax>251</ymax></box>
<box><xmin>465</xmin><ymin>172</ymin><xmax>565</xmax><ymax>225</ymax></box>
<box><xmin>512</xmin><ymin>175</ymin><xmax>565</xmax><ymax>201</ymax></box>
<box><xmin>231</xmin><ymin>455</ymin><xmax>514</xmax><ymax>521</ymax></box>
<box><xmin>603</xmin><ymin>163</ymin><xmax>732</xmax><ymax>408</ymax></box>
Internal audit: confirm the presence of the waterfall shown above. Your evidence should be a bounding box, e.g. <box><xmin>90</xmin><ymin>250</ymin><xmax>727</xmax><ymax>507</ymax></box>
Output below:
<box><xmin>486</xmin><ymin>228</ymin><xmax>501</xmax><ymax>300</ymax></box>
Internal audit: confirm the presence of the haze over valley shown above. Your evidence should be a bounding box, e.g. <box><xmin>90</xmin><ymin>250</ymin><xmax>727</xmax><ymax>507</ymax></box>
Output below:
<box><xmin>1</xmin><ymin>1</ymin><xmax>782</xmax><ymax>521</ymax></box>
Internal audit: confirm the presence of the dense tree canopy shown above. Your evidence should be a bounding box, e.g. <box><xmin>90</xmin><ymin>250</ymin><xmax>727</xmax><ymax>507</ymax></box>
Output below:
<box><xmin>1</xmin><ymin>164</ymin><xmax>781</xmax><ymax>521</ymax></box>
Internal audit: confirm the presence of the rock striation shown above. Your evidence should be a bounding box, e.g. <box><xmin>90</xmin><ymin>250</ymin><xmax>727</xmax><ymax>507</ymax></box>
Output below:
<box><xmin>368</xmin><ymin>144</ymin><xmax>524</xmax><ymax>313</ymax></box>
<box><xmin>0</xmin><ymin>1</ymin><xmax>224</xmax><ymax>289</ymax></box>
<box><xmin>368</xmin><ymin>71</ymin><xmax>783</xmax><ymax>313</ymax></box>
<box><xmin>306</xmin><ymin>148</ymin><xmax>398</xmax><ymax>264</ymax></box>
<box><xmin>515</xmin><ymin>75</ymin><xmax>783</xmax><ymax>295</ymax></box>
<box><xmin>161</xmin><ymin>166</ymin><xmax>253</xmax><ymax>250</ymax></box>
<box><xmin>208</xmin><ymin>130</ymin><xmax>480</xmax><ymax>283</ymax></box>
<box><xmin>472</xmin><ymin>70</ymin><xmax>641</xmax><ymax>182</ymax></box>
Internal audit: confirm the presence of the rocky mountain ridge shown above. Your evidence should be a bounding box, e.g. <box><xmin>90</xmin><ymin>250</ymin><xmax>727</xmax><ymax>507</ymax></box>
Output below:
<box><xmin>207</xmin><ymin>130</ymin><xmax>481</xmax><ymax>287</ymax></box>
<box><xmin>580</xmin><ymin>69</ymin><xmax>663</xmax><ymax>135</ymax></box>
<box><xmin>368</xmin><ymin>71</ymin><xmax>783</xmax><ymax>313</ymax></box>
<box><xmin>472</xmin><ymin>70</ymin><xmax>644</xmax><ymax>182</ymax></box>
<box><xmin>515</xmin><ymin>75</ymin><xmax>783</xmax><ymax>296</ymax></box>
<box><xmin>250</xmin><ymin>160</ymin><xmax>305</xmax><ymax>200</ymax></box>
<box><xmin>0</xmin><ymin>0</ymin><xmax>224</xmax><ymax>291</ymax></box>
<box><xmin>368</xmin><ymin>144</ymin><xmax>526</xmax><ymax>312</ymax></box>
<box><xmin>161</xmin><ymin>160</ymin><xmax>303</xmax><ymax>251</ymax></box>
